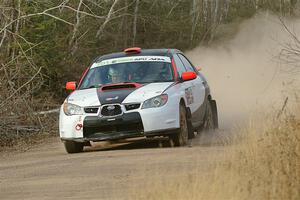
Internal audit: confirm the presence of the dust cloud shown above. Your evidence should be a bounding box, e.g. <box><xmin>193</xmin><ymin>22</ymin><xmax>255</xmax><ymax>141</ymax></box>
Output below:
<box><xmin>186</xmin><ymin>13</ymin><xmax>300</xmax><ymax>129</ymax></box>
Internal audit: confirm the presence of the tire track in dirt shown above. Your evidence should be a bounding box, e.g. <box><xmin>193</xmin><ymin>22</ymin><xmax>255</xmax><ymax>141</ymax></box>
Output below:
<box><xmin>0</xmin><ymin>134</ymin><xmax>226</xmax><ymax>200</ymax></box>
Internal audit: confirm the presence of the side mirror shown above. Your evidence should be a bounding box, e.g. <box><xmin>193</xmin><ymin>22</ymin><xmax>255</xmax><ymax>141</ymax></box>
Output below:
<box><xmin>66</xmin><ymin>82</ymin><xmax>77</xmax><ymax>91</ymax></box>
<box><xmin>196</xmin><ymin>66</ymin><xmax>202</xmax><ymax>71</ymax></box>
<box><xmin>181</xmin><ymin>71</ymin><xmax>197</xmax><ymax>82</ymax></box>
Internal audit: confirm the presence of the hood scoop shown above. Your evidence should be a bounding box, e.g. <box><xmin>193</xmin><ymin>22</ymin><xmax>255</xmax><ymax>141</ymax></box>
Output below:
<box><xmin>100</xmin><ymin>83</ymin><xmax>141</xmax><ymax>92</ymax></box>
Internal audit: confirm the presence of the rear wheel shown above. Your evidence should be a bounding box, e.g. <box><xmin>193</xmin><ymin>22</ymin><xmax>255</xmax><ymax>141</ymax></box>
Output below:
<box><xmin>64</xmin><ymin>141</ymin><xmax>84</xmax><ymax>153</ymax></box>
<box><xmin>171</xmin><ymin>105</ymin><xmax>188</xmax><ymax>146</ymax></box>
<box><xmin>203</xmin><ymin>101</ymin><xmax>214</xmax><ymax>130</ymax></box>
<box><xmin>210</xmin><ymin>100</ymin><xmax>218</xmax><ymax>129</ymax></box>
<box><xmin>202</xmin><ymin>100</ymin><xmax>218</xmax><ymax>131</ymax></box>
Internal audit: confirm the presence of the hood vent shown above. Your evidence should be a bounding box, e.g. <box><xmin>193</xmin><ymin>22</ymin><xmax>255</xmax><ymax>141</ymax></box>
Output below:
<box><xmin>100</xmin><ymin>83</ymin><xmax>141</xmax><ymax>91</ymax></box>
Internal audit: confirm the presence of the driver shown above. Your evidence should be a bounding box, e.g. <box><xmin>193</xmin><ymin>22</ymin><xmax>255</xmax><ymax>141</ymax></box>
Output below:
<box><xmin>108</xmin><ymin>66</ymin><xmax>125</xmax><ymax>84</ymax></box>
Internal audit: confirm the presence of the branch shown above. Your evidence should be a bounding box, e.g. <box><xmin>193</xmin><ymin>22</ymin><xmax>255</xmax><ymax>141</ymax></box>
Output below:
<box><xmin>6</xmin><ymin>28</ymin><xmax>35</xmax><ymax>46</ymax></box>
<box><xmin>0</xmin><ymin>67</ymin><xmax>42</xmax><ymax>109</ymax></box>
<box><xmin>0</xmin><ymin>21</ymin><xmax>7</xmax><ymax>48</ymax></box>
<box><xmin>277</xmin><ymin>97</ymin><xmax>289</xmax><ymax>119</ymax></box>
<box><xmin>61</xmin><ymin>5</ymin><xmax>105</xmax><ymax>19</ymax></box>
<box><xmin>3</xmin><ymin>42</ymin><xmax>42</xmax><ymax>68</ymax></box>
<box><xmin>70</xmin><ymin>0</ymin><xmax>84</xmax><ymax>48</ymax></box>
<box><xmin>96</xmin><ymin>0</ymin><xmax>119</xmax><ymax>38</ymax></box>
<box><xmin>279</xmin><ymin>17</ymin><xmax>300</xmax><ymax>45</ymax></box>
<box><xmin>0</xmin><ymin>5</ymin><xmax>73</xmax><ymax>35</ymax></box>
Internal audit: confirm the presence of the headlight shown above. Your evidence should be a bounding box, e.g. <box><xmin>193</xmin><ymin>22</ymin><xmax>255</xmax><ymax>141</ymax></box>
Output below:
<box><xmin>63</xmin><ymin>102</ymin><xmax>83</xmax><ymax>116</ymax></box>
<box><xmin>142</xmin><ymin>94</ymin><xmax>168</xmax><ymax>109</ymax></box>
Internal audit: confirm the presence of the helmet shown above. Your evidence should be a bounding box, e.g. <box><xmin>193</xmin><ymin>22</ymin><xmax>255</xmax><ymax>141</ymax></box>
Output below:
<box><xmin>108</xmin><ymin>66</ymin><xmax>123</xmax><ymax>76</ymax></box>
<box><xmin>108</xmin><ymin>66</ymin><xmax>124</xmax><ymax>83</ymax></box>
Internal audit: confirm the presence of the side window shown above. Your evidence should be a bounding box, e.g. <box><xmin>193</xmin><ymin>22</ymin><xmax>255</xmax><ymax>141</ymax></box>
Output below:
<box><xmin>173</xmin><ymin>54</ymin><xmax>187</xmax><ymax>77</ymax></box>
<box><xmin>178</xmin><ymin>54</ymin><xmax>197</xmax><ymax>73</ymax></box>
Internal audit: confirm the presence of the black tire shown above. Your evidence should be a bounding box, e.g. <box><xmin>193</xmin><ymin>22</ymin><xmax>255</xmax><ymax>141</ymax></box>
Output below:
<box><xmin>186</xmin><ymin>110</ymin><xmax>195</xmax><ymax>139</ymax></box>
<box><xmin>203</xmin><ymin>101</ymin><xmax>215</xmax><ymax>131</ymax></box>
<box><xmin>64</xmin><ymin>141</ymin><xmax>84</xmax><ymax>153</ymax></box>
<box><xmin>84</xmin><ymin>141</ymin><xmax>91</xmax><ymax>146</ymax></box>
<box><xmin>171</xmin><ymin>104</ymin><xmax>188</xmax><ymax>146</ymax></box>
<box><xmin>210</xmin><ymin>100</ymin><xmax>219</xmax><ymax>129</ymax></box>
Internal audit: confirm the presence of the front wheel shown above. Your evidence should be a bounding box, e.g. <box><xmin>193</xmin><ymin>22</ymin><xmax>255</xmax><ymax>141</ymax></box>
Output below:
<box><xmin>64</xmin><ymin>141</ymin><xmax>84</xmax><ymax>153</ymax></box>
<box><xmin>171</xmin><ymin>104</ymin><xmax>188</xmax><ymax>146</ymax></box>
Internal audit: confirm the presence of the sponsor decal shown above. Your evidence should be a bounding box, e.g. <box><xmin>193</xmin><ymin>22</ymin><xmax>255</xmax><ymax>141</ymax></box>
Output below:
<box><xmin>185</xmin><ymin>87</ymin><xmax>194</xmax><ymax>105</ymax></box>
<box><xmin>91</xmin><ymin>56</ymin><xmax>171</xmax><ymax>68</ymax></box>
<box><xmin>106</xmin><ymin>96</ymin><xmax>119</xmax><ymax>101</ymax></box>
<box><xmin>75</xmin><ymin>124</ymin><xmax>83</xmax><ymax>131</ymax></box>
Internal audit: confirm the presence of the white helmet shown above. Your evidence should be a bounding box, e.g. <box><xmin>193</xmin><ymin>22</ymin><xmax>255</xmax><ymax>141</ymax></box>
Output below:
<box><xmin>108</xmin><ymin>66</ymin><xmax>123</xmax><ymax>76</ymax></box>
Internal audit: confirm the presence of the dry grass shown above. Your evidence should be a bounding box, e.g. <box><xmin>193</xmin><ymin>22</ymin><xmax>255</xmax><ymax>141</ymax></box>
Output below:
<box><xmin>0</xmin><ymin>111</ymin><xmax>58</xmax><ymax>151</ymax></box>
<box><xmin>129</xmin><ymin>110</ymin><xmax>300</xmax><ymax>200</ymax></box>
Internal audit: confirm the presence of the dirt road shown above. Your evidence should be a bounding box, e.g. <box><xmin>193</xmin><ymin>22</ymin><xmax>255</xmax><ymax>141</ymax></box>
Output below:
<box><xmin>0</xmin><ymin>133</ymin><xmax>226</xmax><ymax>200</ymax></box>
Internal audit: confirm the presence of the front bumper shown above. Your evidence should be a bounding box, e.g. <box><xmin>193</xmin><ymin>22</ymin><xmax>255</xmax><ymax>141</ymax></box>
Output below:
<box><xmin>59</xmin><ymin>102</ymin><xmax>180</xmax><ymax>141</ymax></box>
<box><xmin>82</xmin><ymin>112</ymin><xmax>144</xmax><ymax>141</ymax></box>
<box><xmin>61</xmin><ymin>128</ymin><xmax>179</xmax><ymax>142</ymax></box>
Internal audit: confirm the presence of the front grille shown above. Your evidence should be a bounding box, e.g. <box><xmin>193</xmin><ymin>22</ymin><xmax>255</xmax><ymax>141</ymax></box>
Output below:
<box><xmin>84</xmin><ymin>107</ymin><xmax>99</xmax><ymax>114</ymax></box>
<box><xmin>125</xmin><ymin>103</ymin><xmax>140</xmax><ymax>111</ymax></box>
<box><xmin>84</xmin><ymin>122</ymin><xmax>143</xmax><ymax>136</ymax></box>
<box><xmin>101</xmin><ymin>104</ymin><xmax>122</xmax><ymax>116</ymax></box>
<box><xmin>83</xmin><ymin>112</ymin><xmax>144</xmax><ymax>139</ymax></box>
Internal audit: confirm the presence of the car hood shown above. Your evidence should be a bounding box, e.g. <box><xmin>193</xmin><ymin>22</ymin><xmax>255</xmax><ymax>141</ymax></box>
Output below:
<box><xmin>67</xmin><ymin>88</ymin><xmax>100</xmax><ymax>107</ymax></box>
<box><xmin>66</xmin><ymin>82</ymin><xmax>173</xmax><ymax>107</ymax></box>
<box><xmin>123</xmin><ymin>82</ymin><xmax>173</xmax><ymax>103</ymax></box>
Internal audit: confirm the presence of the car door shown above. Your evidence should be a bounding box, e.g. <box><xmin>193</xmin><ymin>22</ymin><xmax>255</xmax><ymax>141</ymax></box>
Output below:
<box><xmin>173</xmin><ymin>54</ymin><xmax>197</xmax><ymax>119</ymax></box>
<box><xmin>177</xmin><ymin>54</ymin><xmax>206</xmax><ymax>125</ymax></box>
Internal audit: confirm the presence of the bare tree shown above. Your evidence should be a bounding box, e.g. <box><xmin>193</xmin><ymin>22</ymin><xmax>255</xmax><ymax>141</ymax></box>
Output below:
<box><xmin>70</xmin><ymin>0</ymin><xmax>84</xmax><ymax>54</ymax></box>
<box><xmin>132</xmin><ymin>0</ymin><xmax>139</xmax><ymax>46</ymax></box>
<box><xmin>96</xmin><ymin>0</ymin><xmax>119</xmax><ymax>38</ymax></box>
<box><xmin>0</xmin><ymin>1</ymin><xmax>120</xmax><ymax>136</ymax></box>
<box><xmin>278</xmin><ymin>18</ymin><xmax>300</xmax><ymax>73</ymax></box>
<box><xmin>190</xmin><ymin>0</ymin><xmax>200</xmax><ymax>41</ymax></box>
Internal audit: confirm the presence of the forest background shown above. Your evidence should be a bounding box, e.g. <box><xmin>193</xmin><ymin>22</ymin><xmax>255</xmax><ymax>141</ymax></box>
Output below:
<box><xmin>0</xmin><ymin>0</ymin><xmax>299</xmax><ymax>146</ymax></box>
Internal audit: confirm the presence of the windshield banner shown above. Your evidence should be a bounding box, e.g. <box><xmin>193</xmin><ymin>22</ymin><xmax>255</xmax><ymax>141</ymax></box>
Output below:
<box><xmin>91</xmin><ymin>56</ymin><xmax>171</xmax><ymax>68</ymax></box>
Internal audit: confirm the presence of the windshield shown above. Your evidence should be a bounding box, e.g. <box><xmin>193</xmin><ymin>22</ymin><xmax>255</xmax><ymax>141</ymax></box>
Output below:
<box><xmin>79</xmin><ymin>57</ymin><xmax>174</xmax><ymax>89</ymax></box>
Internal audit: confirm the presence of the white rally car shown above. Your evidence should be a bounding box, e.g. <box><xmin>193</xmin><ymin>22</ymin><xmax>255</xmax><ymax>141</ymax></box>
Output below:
<box><xmin>59</xmin><ymin>47</ymin><xmax>218</xmax><ymax>153</ymax></box>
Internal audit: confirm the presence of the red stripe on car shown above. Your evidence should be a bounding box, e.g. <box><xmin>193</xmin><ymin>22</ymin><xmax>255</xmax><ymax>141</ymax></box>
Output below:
<box><xmin>171</xmin><ymin>58</ymin><xmax>178</xmax><ymax>80</ymax></box>
<box><xmin>78</xmin><ymin>67</ymin><xmax>90</xmax><ymax>87</ymax></box>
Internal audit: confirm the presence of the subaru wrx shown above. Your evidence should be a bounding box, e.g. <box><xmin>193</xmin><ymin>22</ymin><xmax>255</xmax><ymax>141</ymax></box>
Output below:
<box><xmin>59</xmin><ymin>47</ymin><xmax>218</xmax><ymax>153</ymax></box>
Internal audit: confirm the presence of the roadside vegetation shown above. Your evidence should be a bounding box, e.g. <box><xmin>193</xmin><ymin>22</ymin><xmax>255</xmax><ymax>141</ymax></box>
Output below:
<box><xmin>0</xmin><ymin>1</ymin><xmax>300</xmax><ymax>198</ymax></box>
<box><xmin>129</xmin><ymin>104</ymin><xmax>300</xmax><ymax>200</ymax></box>
<box><xmin>0</xmin><ymin>0</ymin><xmax>299</xmax><ymax>146</ymax></box>
<box><xmin>0</xmin><ymin>1</ymin><xmax>299</xmax><ymax>146</ymax></box>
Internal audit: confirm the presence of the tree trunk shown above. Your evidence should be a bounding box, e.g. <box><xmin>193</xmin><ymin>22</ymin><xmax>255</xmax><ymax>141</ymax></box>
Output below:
<box><xmin>132</xmin><ymin>0</ymin><xmax>139</xmax><ymax>46</ymax></box>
